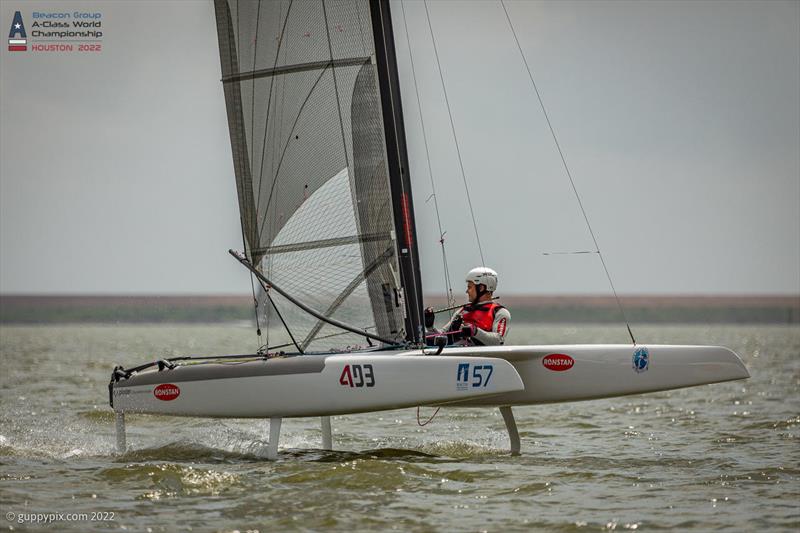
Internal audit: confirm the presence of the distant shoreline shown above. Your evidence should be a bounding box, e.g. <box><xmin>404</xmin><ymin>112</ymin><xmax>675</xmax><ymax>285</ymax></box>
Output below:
<box><xmin>1</xmin><ymin>294</ymin><xmax>797</xmax><ymax>324</ymax></box>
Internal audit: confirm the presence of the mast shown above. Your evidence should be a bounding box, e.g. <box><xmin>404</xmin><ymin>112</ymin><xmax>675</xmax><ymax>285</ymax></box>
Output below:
<box><xmin>370</xmin><ymin>0</ymin><xmax>425</xmax><ymax>344</ymax></box>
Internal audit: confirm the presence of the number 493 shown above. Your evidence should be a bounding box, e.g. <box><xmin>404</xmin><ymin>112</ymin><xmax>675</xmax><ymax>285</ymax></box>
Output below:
<box><xmin>339</xmin><ymin>364</ymin><xmax>375</xmax><ymax>388</ymax></box>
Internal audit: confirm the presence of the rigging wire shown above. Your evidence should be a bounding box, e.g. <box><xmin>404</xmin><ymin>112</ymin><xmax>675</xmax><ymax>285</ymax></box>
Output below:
<box><xmin>235</xmin><ymin>0</ymin><xmax>263</xmax><ymax>348</ymax></box>
<box><xmin>264</xmin><ymin>0</ymin><xmax>291</xmax><ymax>349</ymax></box>
<box><xmin>399</xmin><ymin>0</ymin><xmax>455</xmax><ymax>305</ymax></box>
<box><xmin>243</xmin><ymin>0</ymin><xmax>293</xmax><ymax>348</ymax></box>
<box><xmin>422</xmin><ymin>0</ymin><xmax>485</xmax><ymax>267</ymax></box>
<box><xmin>254</xmin><ymin>278</ymin><xmax>303</xmax><ymax>354</ymax></box>
<box><xmin>266</xmin><ymin>325</ymin><xmax>377</xmax><ymax>351</ymax></box>
<box><xmin>499</xmin><ymin>0</ymin><xmax>636</xmax><ymax>345</ymax></box>
<box><xmin>249</xmin><ymin>0</ymin><xmax>264</xmax><ymax>348</ymax></box>
<box><xmin>240</xmin><ymin>224</ymin><xmax>263</xmax><ymax>348</ymax></box>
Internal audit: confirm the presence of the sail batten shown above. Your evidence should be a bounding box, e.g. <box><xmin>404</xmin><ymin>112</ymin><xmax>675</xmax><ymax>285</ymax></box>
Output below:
<box><xmin>252</xmin><ymin>232</ymin><xmax>391</xmax><ymax>256</ymax></box>
<box><xmin>214</xmin><ymin>0</ymin><xmax>418</xmax><ymax>350</ymax></box>
<box><xmin>222</xmin><ymin>57</ymin><xmax>372</xmax><ymax>83</ymax></box>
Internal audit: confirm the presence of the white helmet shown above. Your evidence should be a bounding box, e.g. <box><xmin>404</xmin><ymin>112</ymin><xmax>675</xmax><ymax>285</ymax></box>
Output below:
<box><xmin>465</xmin><ymin>267</ymin><xmax>498</xmax><ymax>292</ymax></box>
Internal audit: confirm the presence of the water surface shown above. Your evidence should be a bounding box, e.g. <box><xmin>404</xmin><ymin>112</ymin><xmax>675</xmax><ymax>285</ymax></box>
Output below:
<box><xmin>1</xmin><ymin>323</ymin><xmax>797</xmax><ymax>531</ymax></box>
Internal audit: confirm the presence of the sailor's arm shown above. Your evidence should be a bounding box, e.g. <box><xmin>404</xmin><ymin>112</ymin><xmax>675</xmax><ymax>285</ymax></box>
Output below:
<box><xmin>442</xmin><ymin>309</ymin><xmax>464</xmax><ymax>333</ymax></box>
<box><xmin>471</xmin><ymin>307</ymin><xmax>511</xmax><ymax>346</ymax></box>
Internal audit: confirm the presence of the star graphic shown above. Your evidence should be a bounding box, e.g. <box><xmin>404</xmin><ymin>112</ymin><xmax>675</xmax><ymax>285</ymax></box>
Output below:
<box><xmin>15</xmin><ymin>23</ymin><xmax>21</xmax><ymax>29</ymax></box>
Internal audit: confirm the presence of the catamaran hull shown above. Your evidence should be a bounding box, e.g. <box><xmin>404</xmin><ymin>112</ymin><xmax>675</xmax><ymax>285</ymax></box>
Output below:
<box><xmin>436</xmin><ymin>344</ymin><xmax>749</xmax><ymax>407</ymax></box>
<box><xmin>111</xmin><ymin>345</ymin><xmax>748</xmax><ymax>418</ymax></box>
<box><xmin>111</xmin><ymin>354</ymin><xmax>524</xmax><ymax>418</ymax></box>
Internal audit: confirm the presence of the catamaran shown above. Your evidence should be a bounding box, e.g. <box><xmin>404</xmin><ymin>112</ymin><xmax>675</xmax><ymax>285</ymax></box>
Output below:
<box><xmin>108</xmin><ymin>0</ymin><xmax>749</xmax><ymax>458</ymax></box>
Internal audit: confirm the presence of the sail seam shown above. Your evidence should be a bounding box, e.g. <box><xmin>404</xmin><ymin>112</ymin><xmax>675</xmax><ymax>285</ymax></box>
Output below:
<box><xmin>322</xmin><ymin>1</ymin><xmax>352</xmax><ymax>172</ymax></box>
<box><xmin>253</xmin><ymin>0</ymin><xmax>294</xmax><ymax>254</ymax></box>
<box><xmin>255</xmin><ymin>63</ymin><xmax>330</xmax><ymax>247</ymax></box>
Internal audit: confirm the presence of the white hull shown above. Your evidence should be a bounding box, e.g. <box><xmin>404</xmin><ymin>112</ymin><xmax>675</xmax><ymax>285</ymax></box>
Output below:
<box><xmin>112</xmin><ymin>354</ymin><xmax>524</xmax><ymax>417</ymax></box>
<box><xmin>437</xmin><ymin>344</ymin><xmax>749</xmax><ymax>406</ymax></box>
<box><xmin>111</xmin><ymin>344</ymin><xmax>748</xmax><ymax>418</ymax></box>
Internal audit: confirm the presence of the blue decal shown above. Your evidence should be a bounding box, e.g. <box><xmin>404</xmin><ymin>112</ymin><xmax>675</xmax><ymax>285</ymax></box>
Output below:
<box><xmin>633</xmin><ymin>347</ymin><xmax>649</xmax><ymax>373</ymax></box>
<box><xmin>457</xmin><ymin>363</ymin><xmax>470</xmax><ymax>390</ymax></box>
<box><xmin>9</xmin><ymin>11</ymin><xmax>27</xmax><ymax>39</ymax></box>
<box><xmin>457</xmin><ymin>363</ymin><xmax>493</xmax><ymax>390</ymax></box>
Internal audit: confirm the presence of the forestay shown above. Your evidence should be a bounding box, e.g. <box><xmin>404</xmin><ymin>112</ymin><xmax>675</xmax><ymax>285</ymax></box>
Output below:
<box><xmin>214</xmin><ymin>0</ymin><xmax>408</xmax><ymax>350</ymax></box>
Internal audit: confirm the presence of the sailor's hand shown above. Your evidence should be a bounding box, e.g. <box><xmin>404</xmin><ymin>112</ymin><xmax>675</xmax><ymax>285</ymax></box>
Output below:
<box><xmin>424</xmin><ymin>306</ymin><xmax>435</xmax><ymax>328</ymax></box>
<box><xmin>461</xmin><ymin>323</ymin><xmax>477</xmax><ymax>339</ymax></box>
<box><xmin>450</xmin><ymin>315</ymin><xmax>463</xmax><ymax>331</ymax></box>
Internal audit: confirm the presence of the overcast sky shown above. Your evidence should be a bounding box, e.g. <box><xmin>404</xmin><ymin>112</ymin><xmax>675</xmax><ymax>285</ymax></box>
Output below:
<box><xmin>1</xmin><ymin>0</ymin><xmax>798</xmax><ymax>295</ymax></box>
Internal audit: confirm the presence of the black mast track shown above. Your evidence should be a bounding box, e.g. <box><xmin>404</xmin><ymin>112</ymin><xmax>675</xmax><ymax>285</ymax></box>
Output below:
<box><xmin>370</xmin><ymin>0</ymin><xmax>424</xmax><ymax>344</ymax></box>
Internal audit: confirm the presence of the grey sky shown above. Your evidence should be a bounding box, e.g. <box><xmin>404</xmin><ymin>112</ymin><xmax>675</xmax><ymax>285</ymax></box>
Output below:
<box><xmin>1</xmin><ymin>0</ymin><xmax>798</xmax><ymax>295</ymax></box>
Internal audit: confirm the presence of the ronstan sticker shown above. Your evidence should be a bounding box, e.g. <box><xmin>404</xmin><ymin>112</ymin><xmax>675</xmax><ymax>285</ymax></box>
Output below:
<box><xmin>154</xmin><ymin>384</ymin><xmax>180</xmax><ymax>401</ymax></box>
<box><xmin>542</xmin><ymin>354</ymin><xmax>575</xmax><ymax>371</ymax></box>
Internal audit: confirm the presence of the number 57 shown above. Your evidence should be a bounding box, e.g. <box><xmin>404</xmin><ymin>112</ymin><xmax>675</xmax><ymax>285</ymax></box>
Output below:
<box><xmin>471</xmin><ymin>365</ymin><xmax>493</xmax><ymax>387</ymax></box>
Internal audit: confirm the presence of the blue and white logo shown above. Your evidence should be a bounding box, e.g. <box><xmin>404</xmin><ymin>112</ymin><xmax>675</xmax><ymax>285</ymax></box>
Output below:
<box><xmin>456</xmin><ymin>363</ymin><xmax>470</xmax><ymax>390</ymax></box>
<box><xmin>632</xmin><ymin>346</ymin><xmax>649</xmax><ymax>373</ymax></box>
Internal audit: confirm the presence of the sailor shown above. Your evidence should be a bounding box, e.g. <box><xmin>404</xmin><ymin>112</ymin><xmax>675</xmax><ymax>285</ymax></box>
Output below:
<box><xmin>424</xmin><ymin>267</ymin><xmax>511</xmax><ymax>346</ymax></box>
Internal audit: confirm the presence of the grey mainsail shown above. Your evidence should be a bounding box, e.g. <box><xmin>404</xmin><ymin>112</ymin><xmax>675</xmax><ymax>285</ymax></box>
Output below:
<box><xmin>214</xmin><ymin>0</ymin><xmax>420</xmax><ymax>350</ymax></box>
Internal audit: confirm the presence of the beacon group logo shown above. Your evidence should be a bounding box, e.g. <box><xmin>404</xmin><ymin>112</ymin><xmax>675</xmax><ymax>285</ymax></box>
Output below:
<box><xmin>8</xmin><ymin>11</ymin><xmax>27</xmax><ymax>51</ymax></box>
<box><xmin>5</xmin><ymin>9</ymin><xmax>104</xmax><ymax>54</ymax></box>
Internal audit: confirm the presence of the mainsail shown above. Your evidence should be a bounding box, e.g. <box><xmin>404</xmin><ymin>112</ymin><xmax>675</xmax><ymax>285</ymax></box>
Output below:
<box><xmin>214</xmin><ymin>0</ymin><xmax>423</xmax><ymax>350</ymax></box>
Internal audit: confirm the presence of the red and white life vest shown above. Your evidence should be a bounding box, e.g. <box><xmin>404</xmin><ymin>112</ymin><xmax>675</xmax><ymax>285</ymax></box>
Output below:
<box><xmin>461</xmin><ymin>302</ymin><xmax>505</xmax><ymax>332</ymax></box>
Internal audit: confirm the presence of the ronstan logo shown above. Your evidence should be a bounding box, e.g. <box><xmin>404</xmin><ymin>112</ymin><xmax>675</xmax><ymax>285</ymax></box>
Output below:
<box><xmin>542</xmin><ymin>354</ymin><xmax>575</xmax><ymax>371</ymax></box>
<box><xmin>153</xmin><ymin>384</ymin><xmax>180</xmax><ymax>401</ymax></box>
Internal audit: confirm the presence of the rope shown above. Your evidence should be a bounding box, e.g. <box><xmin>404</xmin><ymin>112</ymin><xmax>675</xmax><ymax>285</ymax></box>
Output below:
<box><xmin>499</xmin><ymin>0</ymin><xmax>636</xmax><ymax>345</ymax></box>
<box><xmin>416</xmin><ymin>406</ymin><xmax>440</xmax><ymax>426</ymax></box>
<box><xmin>422</xmin><ymin>0</ymin><xmax>485</xmax><ymax>267</ymax></box>
<box><xmin>399</xmin><ymin>0</ymin><xmax>454</xmax><ymax>304</ymax></box>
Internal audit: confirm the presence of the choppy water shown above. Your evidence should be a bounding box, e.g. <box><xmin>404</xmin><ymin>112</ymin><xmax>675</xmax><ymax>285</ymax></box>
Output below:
<box><xmin>0</xmin><ymin>323</ymin><xmax>798</xmax><ymax>532</ymax></box>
